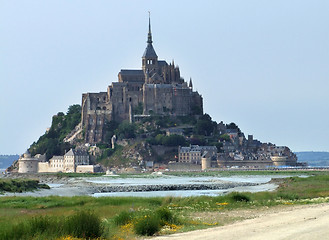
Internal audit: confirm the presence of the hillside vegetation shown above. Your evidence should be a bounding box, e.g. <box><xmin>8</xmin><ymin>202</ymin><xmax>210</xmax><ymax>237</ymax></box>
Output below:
<box><xmin>28</xmin><ymin>105</ymin><xmax>81</xmax><ymax>160</ymax></box>
<box><xmin>25</xmin><ymin>102</ymin><xmax>241</xmax><ymax>167</ymax></box>
<box><xmin>93</xmin><ymin>114</ymin><xmax>235</xmax><ymax>167</ymax></box>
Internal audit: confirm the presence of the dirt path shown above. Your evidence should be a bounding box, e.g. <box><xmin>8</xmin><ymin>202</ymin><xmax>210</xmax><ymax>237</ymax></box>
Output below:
<box><xmin>150</xmin><ymin>203</ymin><xmax>329</xmax><ymax>240</ymax></box>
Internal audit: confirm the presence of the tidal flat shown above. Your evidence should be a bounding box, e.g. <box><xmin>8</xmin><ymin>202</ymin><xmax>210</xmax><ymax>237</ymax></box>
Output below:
<box><xmin>0</xmin><ymin>171</ymin><xmax>302</xmax><ymax>198</ymax></box>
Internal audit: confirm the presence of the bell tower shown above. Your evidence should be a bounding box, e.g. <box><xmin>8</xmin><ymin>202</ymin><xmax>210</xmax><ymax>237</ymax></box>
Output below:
<box><xmin>142</xmin><ymin>12</ymin><xmax>158</xmax><ymax>82</ymax></box>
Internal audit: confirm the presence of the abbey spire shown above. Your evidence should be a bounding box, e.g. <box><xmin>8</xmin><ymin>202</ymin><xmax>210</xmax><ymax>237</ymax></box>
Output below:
<box><xmin>147</xmin><ymin>12</ymin><xmax>153</xmax><ymax>44</ymax></box>
<box><xmin>142</xmin><ymin>12</ymin><xmax>158</xmax><ymax>77</ymax></box>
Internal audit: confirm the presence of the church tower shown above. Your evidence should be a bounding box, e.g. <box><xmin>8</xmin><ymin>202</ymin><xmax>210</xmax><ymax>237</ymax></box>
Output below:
<box><xmin>142</xmin><ymin>13</ymin><xmax>158</xmax><ymax>82</ymax></box>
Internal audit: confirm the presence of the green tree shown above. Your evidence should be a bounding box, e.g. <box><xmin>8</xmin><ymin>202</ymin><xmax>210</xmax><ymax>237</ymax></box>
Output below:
<box><xmin>194</xmin><ymin>114</ymin><xmax>216</xmax><ymax>136</ymax></box>
<box><xmin>162</xmin><ymin>134</ymin><xmax>187</xmax><ymax>146</ymax></box>
<box><xmin>29</xmin><ymin>105</ymin><xmax>81</xmax><ymax>159</ymax></box>
<box><xmin>219</xmin><ymin>134</ymin><xmax>231</xmax><ymax>142</ymax></box>
<box><xmin>155</xmin><ymin>134</ymin><xmax>165</xmax><ymax>144</ymax></box>
<box><xmin>226</xmin><ymin>122</ymin><xmax>241</xmax><ymax>133</ymax></box>
<box><xmin>133</xmin><ymin>102</ymin><xmax>143</xmax><ymax>115</ymax></box>
<box><xmin>115</xmin><ymin>121</ymin><xmax>136</xmax><ymax>139</ymax></box>
<box><xmin>103</xmin><ymin>120</ymin><xmax>119</xmax><ymax>143</ymax></box>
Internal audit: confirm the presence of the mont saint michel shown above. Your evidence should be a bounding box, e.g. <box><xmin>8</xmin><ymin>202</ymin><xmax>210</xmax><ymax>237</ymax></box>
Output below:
<box><xmin>2</xmin><ymin>3</ymin><xmax>328</xmax><ymax>239</ymax></box>
<box><xmin>8</xmin><ymin>15</ymin><xmax>301</xmax><ymax>175</ymax></box>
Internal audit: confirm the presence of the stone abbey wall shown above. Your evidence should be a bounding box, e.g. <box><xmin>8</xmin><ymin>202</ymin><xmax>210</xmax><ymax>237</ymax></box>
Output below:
<box><xmin>81</xmin><ymin>18</ymin><xmax>203</xmax><ymax>144</ymax></box>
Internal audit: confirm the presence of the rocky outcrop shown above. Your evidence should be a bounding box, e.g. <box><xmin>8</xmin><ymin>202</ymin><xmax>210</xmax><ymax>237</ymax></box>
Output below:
<box><xmin>95</xmin><ymin>181</ymin><xmax>258</xmax><ymax>193</ymax></box>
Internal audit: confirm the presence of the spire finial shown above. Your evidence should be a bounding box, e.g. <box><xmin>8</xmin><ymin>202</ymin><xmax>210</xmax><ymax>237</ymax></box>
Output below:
<box><xmin>147</xmin><ymin>11</ymin><xmax>152</xmax><ymax>44</ymax></box>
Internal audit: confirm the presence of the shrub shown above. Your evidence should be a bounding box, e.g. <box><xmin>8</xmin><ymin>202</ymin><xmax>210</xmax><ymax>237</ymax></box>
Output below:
<box><xmin>65</xmin><ymin>210</ymin><xmax>104</xmax><ymax>239</ymax></box>
<box><xmin>0</xmin><ymin>179</ymin><xmax>49</xmax><ymax>193</ymax></box>
<box><xmin>230</xmin><ymin>192</ymin><xmax>251</xmax><ymax>202</ymax></box>
<box><xmin>114</xmin><ymin>210</ymin><xmax>134</xmax><ymax>226</ymax></box>
<box><xmin>155</xmin><ymin>207</ymin><xmax>174</xmax><ymax>225</ymax></box>
<box><xmin>0</xmin><ymin>210</ymin><xmax>104</xmax><ymax>240</ymax></box>
<box><xmin>0</xmin><ymin>222</ymin><xmax>28</xmax><ymax>240</ymax></box>
<box><xmin>0</xmin><ymin>216</ymin><xmax>59</xmax><ymax>240</ymax></box>
<box><xmin>134</xmin><ymin>215</ymin><xmax>161</xmax><ymax>236</ymax></box>
<box><xmin>277</xmin><ymin>192</ymin><xmax>300</xmax><ymax>201</ymax></box>
<box><xmin>29</xmin><ymin>216</ymin><xmax>54</xmax><ymax>235</ymax></box>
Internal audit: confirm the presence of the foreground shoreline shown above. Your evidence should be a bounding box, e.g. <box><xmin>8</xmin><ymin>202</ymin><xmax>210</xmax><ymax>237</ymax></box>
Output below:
<box><xmin>150</xmin><ymin>203</ymin><xmax>329</xmax><ymax>240</ymax></box>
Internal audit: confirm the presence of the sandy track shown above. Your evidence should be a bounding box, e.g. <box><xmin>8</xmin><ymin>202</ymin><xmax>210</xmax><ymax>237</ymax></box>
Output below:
<box><xmin>150</xmin><ymin>203</ymin><xmax>329</xmax><ymax>240</ymax></box>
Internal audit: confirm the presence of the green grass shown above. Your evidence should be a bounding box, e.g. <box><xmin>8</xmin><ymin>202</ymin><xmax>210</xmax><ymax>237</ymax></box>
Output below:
<box><xmin>0</xmin><ymin>179</ymin><xmax>50</xmax><ymax>193</ymax></box>
<box><xmin>0</xmin><ymin>210</ymin><xmax>104</xmax><ymax>240</ymax></box>
<box><xmin>277</xmin><ymin>175</ymin><xmax>329</xmax><ymax>198</ymax></box>
<box><xmin>55</xmin><ymin>172</ymin><xmax>104</xmax><ymax>178</ymax></box>
<box><xmin>1</xmin><ymin>173</ymin><xmax>329</xmax><ymax>238</ymax></box>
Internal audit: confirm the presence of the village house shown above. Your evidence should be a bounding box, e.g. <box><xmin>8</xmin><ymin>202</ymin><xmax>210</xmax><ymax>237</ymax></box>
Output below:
<box><xmin>178</xmin><ymin>145</ymin><xmax>217</xmax><ymax>165</ymax></box>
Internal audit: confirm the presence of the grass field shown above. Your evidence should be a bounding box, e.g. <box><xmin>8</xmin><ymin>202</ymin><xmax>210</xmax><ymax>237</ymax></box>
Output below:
<box><xmin>1</xmin><ymin>171</ymin><xmax>329</xmax><ymax>239</ymax></box>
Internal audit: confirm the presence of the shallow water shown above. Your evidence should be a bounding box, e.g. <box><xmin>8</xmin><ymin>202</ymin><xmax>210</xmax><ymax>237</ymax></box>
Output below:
<box><xmin>47</xmin><ymin>183</ymin><xmax>64</xmax><ymax>188</ymax></box>
<box><xmin>88</xmin><ymin>175</ymin><xmax>283</xmax><ymax>197</ymax></box>
<box><xmin>92</xmin><ymin>183</ymin><xmax>278</xmax><ymax>197</ymax></box>
<box><xmin>86</xmin><ymin>175</ymin><xmax>286</xmax><ymax>185</ymax></box>
<box><xmin>0</xmin><ymin>174</ymin><xmax>298</xmax><ymax>198</ymax></box>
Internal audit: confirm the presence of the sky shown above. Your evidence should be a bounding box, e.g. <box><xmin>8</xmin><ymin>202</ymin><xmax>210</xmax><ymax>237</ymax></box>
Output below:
<box><xmin>1</xmin><ymin>0</ymin><xmax>329</xmax><ymax>154</ymax></box>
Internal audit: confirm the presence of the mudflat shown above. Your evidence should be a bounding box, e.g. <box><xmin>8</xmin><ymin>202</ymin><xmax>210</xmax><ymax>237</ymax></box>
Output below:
<box><xmin>151</xmin><ymin>203</ymin><xmax>329</xmax><ymax>240</ymax></box>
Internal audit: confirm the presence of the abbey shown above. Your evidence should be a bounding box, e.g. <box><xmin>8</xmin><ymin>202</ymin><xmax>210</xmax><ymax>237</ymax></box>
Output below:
<box><xmin>81</xmin><ymin>17</ymin><xmax>203</xmax><ymax>144</ymax></box>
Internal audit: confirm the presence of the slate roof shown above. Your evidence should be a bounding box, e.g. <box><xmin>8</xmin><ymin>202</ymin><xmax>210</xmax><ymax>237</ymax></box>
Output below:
<box><xmin>143</xmin><ymin>43</ymin><xmax>158</xmax><ymax>58</ymax></box>
<box><xmin>65</xmin><ymin>149</ymin><xmax>88</xmax><ymax>157</ymax></box>
<box><xmin>158</xmin><ymin>60</ymin><xmax>168</xmax><ymax>67</ymax></box>
<box><xmin>50</xmin><ymin>156</ymin><xmax>64</xmax><ymax>160</ymax></box>
<box><xmin>119</xmin><ymin>69</ymin><xmax>144</xmax><ymax>76</ymax></box>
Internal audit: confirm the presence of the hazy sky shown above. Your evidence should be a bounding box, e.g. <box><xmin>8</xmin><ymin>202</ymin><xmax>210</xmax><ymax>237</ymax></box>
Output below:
<box><xmin>1</xmin><ymin>0</ymin><xmax>329</xmax><ymax>154</ymax></box>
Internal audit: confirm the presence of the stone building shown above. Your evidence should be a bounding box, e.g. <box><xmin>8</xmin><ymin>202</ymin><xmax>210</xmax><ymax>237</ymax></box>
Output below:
<box><xmin>63</xmin><ymin>149</ymin><xmax>89</xmax><ymax>172</ymax></box>
<box><xmin>20</xmin><ymin>149</ymin><xmax>92</xmax><ymax>173</ymax></box>
<box><xmin>18</xmin><ymin>152</ymin><xmax>39</xmax><ymax>173</ymax></box>
<box><xmin>81</xmin><ymin>16</ymin><xmax>203</xmax><ymax>144</ymax></box>
<box><xmin>178</xmin><ymin>145</ymin><xmax>217</xmax><ymax>165</ymax></box>
<box><xmin>38</xmin><ymin>156</ymin><xmax>64</xmax><ymax>173</ymax></box>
